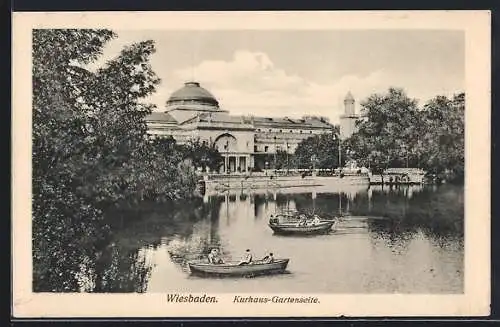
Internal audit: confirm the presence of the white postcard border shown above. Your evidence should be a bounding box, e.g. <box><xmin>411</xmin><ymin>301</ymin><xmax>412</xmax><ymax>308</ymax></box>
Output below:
<box><xmin>12</xmin><ymin>10</ymin><xmax>491</xmax><ymax>317</ymax></box>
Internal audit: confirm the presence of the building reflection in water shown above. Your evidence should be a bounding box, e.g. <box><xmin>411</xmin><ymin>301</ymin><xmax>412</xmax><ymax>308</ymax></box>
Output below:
<box><xmin>67</xmin><ymin>184</ymin><xmax>463</xmax><ymax>294</ymax></box>
<box><xmin>205</xmin><ymin>183</ymin><xmax>425</xmax><ymax>223</ymax></box>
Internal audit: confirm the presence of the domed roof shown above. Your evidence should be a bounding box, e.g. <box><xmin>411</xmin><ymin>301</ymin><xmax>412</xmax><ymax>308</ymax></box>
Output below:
<box><xmin>167</xmin><ymin>81</ymin><xmax>219</xmax><ymax>107</ymax></box>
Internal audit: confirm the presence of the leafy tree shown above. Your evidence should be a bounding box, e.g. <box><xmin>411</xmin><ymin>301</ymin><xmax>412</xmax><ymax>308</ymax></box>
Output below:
<box><xmin>275</xmin><ymin>150</ymin><xmax>294</xmax><ymax>170</ymax></box>
<box><xmin>350</xmin><ymin>88</ymin><xmax>421</xmax><ymax>170</ymax></box>
<box><xmin>33</xmin><ymin>29</ymin><xmax>118</xmax><ymax>291</ymax></box>
<box><xmin>32</xmin><ymin>29</ymin><xmax>197</xmax><ymax>291</ymax></box>
<box><xmin>346</xmin><ymin>87</ymin><xmax>464</xmax><ymax>182</ymax></box>
<box><xmin>294</xmin><ymin>132</ymin><xmax>341</xmax><ymax>169</ymax></box>
<box><xmin>419</xmin><ymin>93</ymin><xmax>464</xmax><ymax>182</ymax></box>
<box><xmin>179</xmin><ymin>138</ymin><xmax>224</xmax><ymax>172</ymax></box>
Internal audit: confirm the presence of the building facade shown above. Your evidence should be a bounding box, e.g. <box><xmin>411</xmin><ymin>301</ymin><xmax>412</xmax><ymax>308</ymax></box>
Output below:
<box><xmin>146</xmin><ymin>81</ymin><xmax>357</xmax><ymax>173</ymax></box>
<box><xmin>339</xmin><ymin>91</ymin><xmax>360</xmax><ymax>140</ymax></box>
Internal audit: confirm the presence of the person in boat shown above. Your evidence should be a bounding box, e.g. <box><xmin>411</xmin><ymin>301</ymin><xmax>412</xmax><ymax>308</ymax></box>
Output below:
<box><xmin>262</xmin><ymin>252</ymin><xmax>274</xmax><ymax>263</ymax></box>
<box><xmin>312</xmin><ymin>214</ymin><xmax>321</xmax><ymax>225</ymax></box>
<box><xmin>238</xmin><ymin>249</ymin><xmax>253</xmax><ymax>265</ymax></box>
<box><xmin>269</xmin><ymin>215</ymin><xmax>279</xmax><ymax>225</ymax></box>
<box><xmin>208</xmin><ymin>248</ymin><xmax>224</xmax><ymax>264</ymax></box>
<box><xmin>296</xmin><ymin>214</ymin><xmax>308</xmax><ymax>227</ymax></box>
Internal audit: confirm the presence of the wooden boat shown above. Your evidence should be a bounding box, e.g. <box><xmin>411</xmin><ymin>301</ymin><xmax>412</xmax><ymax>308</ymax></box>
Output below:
<box><xmin>188</xmin><ymin>259</ymin><xmax>289</xmax><ymax>277</ymax></box>
<box><xmin>268</xmin><ymin>220</ymin><xmax>335</xmax><ymax>235</ymax></box>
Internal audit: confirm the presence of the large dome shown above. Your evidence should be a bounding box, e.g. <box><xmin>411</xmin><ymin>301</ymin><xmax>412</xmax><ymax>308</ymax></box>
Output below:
<box><xmin>167</xmin><ymin>81</ymin><xmax>219</xmax><ymax>107</ymax></box>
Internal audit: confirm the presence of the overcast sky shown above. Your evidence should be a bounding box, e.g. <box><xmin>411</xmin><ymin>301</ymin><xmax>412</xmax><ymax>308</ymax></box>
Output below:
<box><xmin>90</xmin><ymin>30</ymin><xmax>464</xmax><ymax>124</ymax></box>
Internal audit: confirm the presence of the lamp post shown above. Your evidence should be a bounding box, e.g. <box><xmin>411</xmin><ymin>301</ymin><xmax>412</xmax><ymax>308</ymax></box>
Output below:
<box><xmin>311</xmin><ymin>154</ymin><xmax>317</xmax><ymax>172</ymax></box>
<box><xmin>335</xmin><ymin>133</ymin><xmax>342</xmax><ymax>175</ymax></box>
<box><xmin>286</xmin><ymin>141</ymin><xmax>290</xmax><ymax>175</ymax></box>
<box><xmin>402</xmin><ymin>144</ymin><xmax>409</xmax><ymax>168</ymax></box>
<box><xmin>345</xmin><ymin>147</ymin><xmax>352</xmax><ymax>167</ymax></box>
<box><xmin>201</xmin><ymin>155</ymin><xmax>209</xmax><ymax>173</ymax></box>
<box><xmin>225</xmin><ymin>139</ymin><xmax>229</xmax><ymax>174</ymax></box>
<box><xmin>273</xmin><ymin>135</ymin><xmax>277</xmax><ymax>172</ymax></box>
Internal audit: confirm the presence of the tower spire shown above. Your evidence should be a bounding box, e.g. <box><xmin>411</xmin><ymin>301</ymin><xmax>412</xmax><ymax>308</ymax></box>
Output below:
<box><xmin>344</xmin><ymin>91</ymin><xmax>355</xmax><ymax>115</ymax></box>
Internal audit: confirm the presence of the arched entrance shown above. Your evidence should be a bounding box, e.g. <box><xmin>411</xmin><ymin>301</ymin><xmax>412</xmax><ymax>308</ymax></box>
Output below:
<box><xmin>214</xmin><ymin>133</ymin><xmax>245</xmax><ymax>173</ymax></box>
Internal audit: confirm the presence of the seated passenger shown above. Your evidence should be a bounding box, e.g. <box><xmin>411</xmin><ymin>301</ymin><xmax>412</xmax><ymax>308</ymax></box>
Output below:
<box><xmin>269</xmin><ymin>215</ymin><xmax>279</xmax><ymax>225</ymax></box>
<box><xmin>238</xmin><ymin>249</ymin><xmax>253</xmax><ymax>265</ymax></box>
<box><xmin>208</xmin><ymin>248</ymin><xmax>224</xmax><ymax>264</ymax></box>
<box><xmin>312</xmin><ymin>215</ymin><xmax>321</xmax><ymax>225</ymax></box>
<box><xmin>207</xmin><ymin>248</ymin><xmax>217</xmax><ymax>264</ymax></box>
<box><xmin>215</xmin><ymin>249</ymin><xmax>224</xmax><ymax>264</ymax></box>
<box><xmin>262</xmin><ymin>252</ymin><xmax>274</xmax><ymax>263</ymax></box>
<box><xmin>297</xmin><ymin>214</ymin><xmax>308</xmax><ymax>226</ymax></box>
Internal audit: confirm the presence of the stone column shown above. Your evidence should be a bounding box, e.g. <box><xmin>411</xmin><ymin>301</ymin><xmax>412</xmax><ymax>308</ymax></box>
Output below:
<box><xmin>237</xmin><ymin>156</ymin><xmax>242</xmax><ymax>173</ymax></box>
<box><xmin>247</xmin><ymin>155</ymin><xmax>251</xmax><ymax>172</ymax></box>
<box><xmin>231</xmin><ymin>156</ymin><xmax>235</xmax><ymax>173</ymax></box>
<box><xmin>239</xmin><ymin>156</ymin><xmax>247</xmax><ymax>172</ymax></box>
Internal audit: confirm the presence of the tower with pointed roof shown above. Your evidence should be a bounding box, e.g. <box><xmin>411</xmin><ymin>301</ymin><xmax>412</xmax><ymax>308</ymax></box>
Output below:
<box><xmin>339</xmin><ymin>91</ymin><xmax>359</xmax><ymax>140</ymax></box>
<box><xmin>344</xmin><ymin>91</ymin><xmax>355</xmax><ymax>115</ymax></box>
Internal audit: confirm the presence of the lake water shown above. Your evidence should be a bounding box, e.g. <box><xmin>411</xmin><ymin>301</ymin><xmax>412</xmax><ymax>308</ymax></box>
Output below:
<box><xmin>73</xmin><ymin>184</ymin><xmax>464</xmax><ymax>294</ymax></box>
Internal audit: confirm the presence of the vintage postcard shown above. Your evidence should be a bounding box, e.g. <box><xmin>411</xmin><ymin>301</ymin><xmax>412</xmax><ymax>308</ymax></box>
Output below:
<box><xmin>12</xmin><ymin>11</ymin><xmax>490</xmax><ymax>317</ymax></box>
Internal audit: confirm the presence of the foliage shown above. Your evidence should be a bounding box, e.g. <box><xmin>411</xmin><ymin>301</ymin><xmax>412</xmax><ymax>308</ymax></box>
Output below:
<box><xmin>178</xmin><ymin>138</ymin><xmax>224</xmax><ymax>172</ymax></box>
<box><xmin>275</xmin><ymin>150</ymin><xmax>294</xmax><ymax>170</ymax></box>
<box><xmin>256</xmin><ymin>151</ymin><xmax>294</xmax><ymax>170</ymax></box>
<box><xmin>345</xmin><ymin>88</ymin><xmax>464</xmax><ymax>182</ymax></box>
<box><xmin>32</xmin><ymin>29</ymin><xmax>198</xmax><ymax>291</ymax></box>
<box><xmin>293</xmin><ymin>132</ymin><xmax>341</xmax><ymax>169</ymax></box>
<box><xmin>344</xmin><ymin>88</ymin><xmax>422</xmax><ymax>174</ymax></box>
<box><xmin>418</xmin><ymin>93</ymin><xmax>465</xmax><ymax>181</ymax></box>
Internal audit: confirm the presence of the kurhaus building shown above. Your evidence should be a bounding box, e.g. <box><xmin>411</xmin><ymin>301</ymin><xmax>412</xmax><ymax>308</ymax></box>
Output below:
<box><xmin>146</xmin><ymin>81</ymin><xmax>359</xmax><ymax>173</ymax></box>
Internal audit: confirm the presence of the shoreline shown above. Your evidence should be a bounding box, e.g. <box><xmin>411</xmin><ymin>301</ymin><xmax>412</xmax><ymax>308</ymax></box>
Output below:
<box><xmin>200</xmin><ymin>174</ymin><xmax>370</xmax><ymax>192</ymax></box>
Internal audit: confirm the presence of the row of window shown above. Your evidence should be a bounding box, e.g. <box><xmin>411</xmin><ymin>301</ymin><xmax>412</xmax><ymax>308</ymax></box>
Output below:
<box><xmin>254</xmin><ymin>145</ymin><xmax>292</xmax><ymax>153</ymax></box>
<box><xmin>256</xmin><ymin>128</ymin><xmax>314</xmax><ymax>134</ymax></box>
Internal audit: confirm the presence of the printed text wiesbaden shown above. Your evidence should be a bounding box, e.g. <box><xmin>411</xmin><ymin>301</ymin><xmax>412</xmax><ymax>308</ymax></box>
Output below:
<box><xmin>166</xmin><ymin>294</ymin><xmax>218</xmax><ymax>303</ymax></box>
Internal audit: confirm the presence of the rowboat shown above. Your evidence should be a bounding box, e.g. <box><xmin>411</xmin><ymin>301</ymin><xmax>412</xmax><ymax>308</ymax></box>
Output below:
<box><xmin>187</xmin><ymin>259</ymin><xmax>290</xmax><ymax>277</ymax></box>
<box><xmin>268</xmin><ymin>220</ymin><xmax>335</xmax><ymax>235</ymax></box>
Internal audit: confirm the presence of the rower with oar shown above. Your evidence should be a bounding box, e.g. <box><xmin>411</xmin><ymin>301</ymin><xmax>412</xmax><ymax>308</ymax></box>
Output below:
<box><xmin>208</xmin><ymin>248</ymin><xmax>224</xmax><ymax>264</ymax></box>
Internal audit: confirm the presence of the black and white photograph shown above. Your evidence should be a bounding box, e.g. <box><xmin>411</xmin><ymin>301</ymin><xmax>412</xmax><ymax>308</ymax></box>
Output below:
<box><xmin>12</xmin><ymin>11</ymin><xmax>490</xmax><ymax>317</ymax></box>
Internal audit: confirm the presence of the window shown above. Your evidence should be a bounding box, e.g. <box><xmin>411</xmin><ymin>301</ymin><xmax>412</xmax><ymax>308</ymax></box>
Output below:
<box><xmin>309</xmin><ymin>131</ymin><xmax>313</xmax><ymax>134</ymax></box>
<box><xmin>254</xmin><ymin>145</ymin><xmax>258</xmax><ymax>152</ymax></box>
<box><xmin>257</xmin><ymin>128</ymin><xmax>261</xmax><ymax>132</ymax></box>
<box><xmin>300</xmin><ymin>130</ymin><xmax>303</xmax><ymax>134</ymax></box>
<box><xmin>290</xmin><ymin>130</ymin><xmax>293</xmax><ymax>133</ymax></box>
<box><xmin>279</xmin><ymin>130</ymin><xmax>282</xmax><ymax>133</ymax></box>
<box><xmin>264</xmin><ymin>146</ymin><xmax>269</xmax><ymax>152</ymax></box>
<box><xmin>269</xmin><ymin>129</ymin><xmax>272</xmax><ymax>132</ymax></box>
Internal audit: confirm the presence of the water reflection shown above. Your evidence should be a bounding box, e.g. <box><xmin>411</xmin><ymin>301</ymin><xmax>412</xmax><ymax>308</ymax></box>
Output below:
<box><xmin>63</xmin><ymin>184</ymin><xmax>463</xmax><ymax>293</ymax></box>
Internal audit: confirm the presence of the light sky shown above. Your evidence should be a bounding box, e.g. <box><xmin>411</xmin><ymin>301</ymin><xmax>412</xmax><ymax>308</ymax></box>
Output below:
<box><xmin>90</xmin><ymin>30</ymin><xmax>464</xmax><ymax>124</ymax></box>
